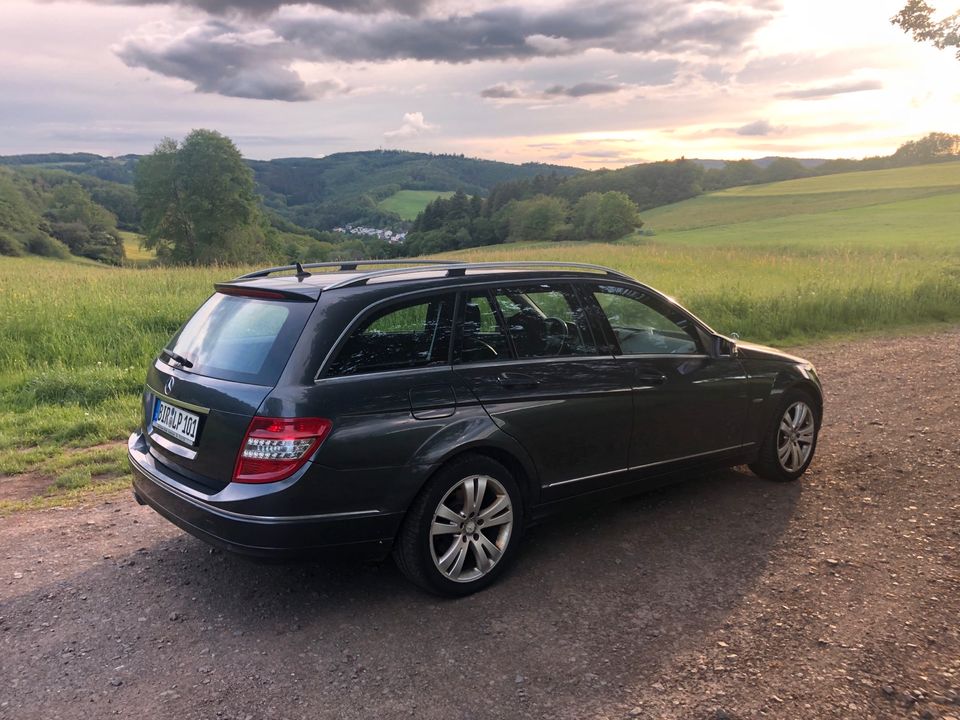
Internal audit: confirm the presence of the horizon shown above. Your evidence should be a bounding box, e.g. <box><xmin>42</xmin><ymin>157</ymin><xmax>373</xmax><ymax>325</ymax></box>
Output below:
<box><xmin>3</xmin><ymin>143</ymin><xmax>938</xmax><ymax>172</ymax></box>
<box><xmin>2</xmin><ymin>0</ymin><xmax>959</xmax><ymax>167</ymax></box>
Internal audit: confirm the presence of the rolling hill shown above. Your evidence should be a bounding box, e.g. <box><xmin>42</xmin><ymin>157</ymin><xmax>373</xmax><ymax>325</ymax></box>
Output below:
<box><xmin>0</xmin><ymin>150</ymin><xmax>581</xmax><ymax>231</ymax></box>
<box><xmin>641</xmin><ymin>160</ymin><xmax>960</xmax><ymax>252</ymax></box>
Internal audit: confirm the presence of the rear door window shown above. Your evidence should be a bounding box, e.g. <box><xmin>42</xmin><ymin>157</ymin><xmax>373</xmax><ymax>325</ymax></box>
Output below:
<box><xmin>455</xmin><ymin>290</ymin><xmax>511</xmax><ymax>364</ymax></box>
<box><xmin>327</xmin><ymin>293</ymin><xmax>454</xmax><ymax>376</ymax></box>
<box><xmin>165</xmin><ymin>293</ymin><xmax>314</xmax><ymax>385</ymax></box>
<box><xmin>493</xmin><ymin>284</ymin><xmax>598</xmax><ymax>359</ymax></box>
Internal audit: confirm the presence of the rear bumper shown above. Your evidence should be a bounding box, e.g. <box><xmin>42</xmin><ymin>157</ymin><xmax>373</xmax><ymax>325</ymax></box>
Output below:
<box><xmin>128</xmin><ymin>432</ymin><xmax>402</xmax><ymax>560</ymax></box>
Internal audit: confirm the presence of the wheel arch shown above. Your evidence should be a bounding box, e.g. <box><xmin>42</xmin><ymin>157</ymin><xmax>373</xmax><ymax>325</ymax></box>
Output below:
<box><xmin>774</xmin><ymin>374</ymin><xmax>823</xmax><ymax>421</ymax></box>
<box><xmin>406</xmin><ymin>411</ymin><xmax>539</xmax><ymax>501</ymax></box>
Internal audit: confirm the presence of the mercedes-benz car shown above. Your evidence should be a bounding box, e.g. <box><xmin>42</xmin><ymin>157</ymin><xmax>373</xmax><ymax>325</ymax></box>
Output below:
<box><xmin>129</xmin><ymin>260</ymin><xmax>822</xmax><ymax>595</ymax></box>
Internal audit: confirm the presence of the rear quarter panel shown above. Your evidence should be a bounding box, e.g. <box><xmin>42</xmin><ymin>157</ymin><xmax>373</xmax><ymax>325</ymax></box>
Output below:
<box><xmin>261</xmin><ymin>365</ymin><xmax>538</xmax><ymax>516</ymax></box>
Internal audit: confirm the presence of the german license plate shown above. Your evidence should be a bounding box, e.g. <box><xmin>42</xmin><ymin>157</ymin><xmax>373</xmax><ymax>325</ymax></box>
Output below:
<box><xmin>153</xmin><ymin>399</ymin><xmax>200</xmax><ymax>446</ymax></box>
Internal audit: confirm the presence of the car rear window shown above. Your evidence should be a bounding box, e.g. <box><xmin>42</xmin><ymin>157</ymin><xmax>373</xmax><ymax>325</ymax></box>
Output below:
<box><xmin>164</xmin><ymin>293</ymin><xmax>313</xmax><ymax>385</ymax></box>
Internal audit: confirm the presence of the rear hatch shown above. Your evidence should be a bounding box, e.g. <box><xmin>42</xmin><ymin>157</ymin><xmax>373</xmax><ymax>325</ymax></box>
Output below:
<box><xmin>142</xmin><ymin>287</ymin><xmax>316</xmax><ymax>494</ymax></box>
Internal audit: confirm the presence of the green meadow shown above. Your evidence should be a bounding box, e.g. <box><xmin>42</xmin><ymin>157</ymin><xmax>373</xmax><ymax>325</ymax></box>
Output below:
<box><xmin>378</xmin><ymin>189</ymin><xmax>456</xmax><ymax>220</ymax></box>
<box><xmin>1</xmin><ymin>161</ymin><xmax>958</xmax><ymax>509</ymax></box>
<box><xmin>119</xmin><ymin>230</ymin><xmax>156</xmax><ymax>265</ymax></box>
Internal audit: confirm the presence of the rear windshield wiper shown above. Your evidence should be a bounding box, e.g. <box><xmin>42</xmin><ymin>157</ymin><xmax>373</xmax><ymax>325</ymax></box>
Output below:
<box><xmin>160</xmin><ymin>348</ymin><xmax>194</xmax><ymax>368</ymax></box>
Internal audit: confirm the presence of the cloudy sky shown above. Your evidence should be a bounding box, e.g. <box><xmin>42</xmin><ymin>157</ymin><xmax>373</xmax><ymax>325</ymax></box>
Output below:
<box><xmin>1</xmin><ymin>0</ymin><xmax>957</xmax><ymax>166</ymax></box>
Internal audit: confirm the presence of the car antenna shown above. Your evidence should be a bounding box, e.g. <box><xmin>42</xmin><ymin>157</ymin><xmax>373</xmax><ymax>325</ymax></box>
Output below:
<box><xmin>295</xmin><ymin>261</ymin><xmax>312</xmax><ymax>281</ymax></box>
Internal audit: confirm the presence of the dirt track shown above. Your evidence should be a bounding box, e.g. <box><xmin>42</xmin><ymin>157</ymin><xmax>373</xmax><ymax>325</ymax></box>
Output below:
<box><xmin>2</xmin><ymin>328</ymin><xmax>959</xmax><ymax>720</ymax></box>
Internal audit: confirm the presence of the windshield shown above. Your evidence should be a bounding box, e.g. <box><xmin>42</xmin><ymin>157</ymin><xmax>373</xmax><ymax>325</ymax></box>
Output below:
<box><xmin>165</xmin><ymin>293</ymin><xmax>313</xmax><ymax>385</ymax></box>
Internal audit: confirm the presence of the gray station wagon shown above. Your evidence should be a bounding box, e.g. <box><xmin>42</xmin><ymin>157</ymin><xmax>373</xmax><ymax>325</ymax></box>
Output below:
<box><xmin>129</xmin><ymin>260</ymin><xmax>823</xmax><ymax>595</ymax></box>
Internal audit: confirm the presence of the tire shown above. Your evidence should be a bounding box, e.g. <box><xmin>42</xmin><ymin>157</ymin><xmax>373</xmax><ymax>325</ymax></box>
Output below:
<box><xmin>394</xmin><ymin>454</ymin><xmax>523</xmax><ymax>597</ymax></box>
<box><xmin>749</xmin><ymin>389</ymin><xmax>820</xmax><ymax>482</ymax></box>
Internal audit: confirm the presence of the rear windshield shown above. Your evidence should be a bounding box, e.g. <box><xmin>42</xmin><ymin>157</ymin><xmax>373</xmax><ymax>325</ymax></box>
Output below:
<box><xmin>165</xmin><ymin>293</ymin><xmax>313</xmax><ymax>385</ymax></box>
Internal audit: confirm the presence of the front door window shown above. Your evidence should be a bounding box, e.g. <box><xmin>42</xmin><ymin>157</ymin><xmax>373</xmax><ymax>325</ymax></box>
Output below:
<box><xmin>593</xmin><ymin>285</ymin><xmax>701</xmax><ymax>355</ymax></box>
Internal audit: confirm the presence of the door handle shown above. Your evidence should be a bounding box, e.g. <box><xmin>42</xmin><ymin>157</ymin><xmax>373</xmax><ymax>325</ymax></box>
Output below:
<box><xmin>497</xmin><ymin>372</ymin><xmax>540</xmax><ymax>389</ymax></box>
<box><xmin>635</xmin><ymin>372</ymin><xmax>667</xmax><ymax>386</ymax></box>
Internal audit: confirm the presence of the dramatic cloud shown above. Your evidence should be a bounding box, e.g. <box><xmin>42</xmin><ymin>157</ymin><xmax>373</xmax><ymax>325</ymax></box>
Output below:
<box><xmin>384</xmin><ymin>111</ymin><xmax>435</xmax><ymax>140</ymax></box>
<box><xmin>83</xmin><ymin>0</ymin><xmax>429</xmax><ymax>16</ymax></box>
<box><xmin>776</xmin><ymin>79</ymin><xmax>883</xmax><ymax>100</ymax></box>
<box><xmin>273</xmin><ymin>1</ymin><xmax>775</xmax><ymax>63</ymax></box>
<box><xmin>113</xmin><ymin>0</ymin><xmax>777</xmax><ymax>99</ymax></box>
<box><xmin>115</xmin><ymin>22</ymin><xmax>348</xmax><ymax>100</ymax></box>
<box><xmin>736</xmin><ymin>119</ymin><xmax>778</xmax><ymax>136</ymax></box>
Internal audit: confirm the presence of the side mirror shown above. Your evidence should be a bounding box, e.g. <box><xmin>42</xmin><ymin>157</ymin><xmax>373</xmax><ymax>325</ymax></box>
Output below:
<box><xmin>714</xmin><ymin>335</ymin><xmax>738</xmax><ymax>358</ymax></box>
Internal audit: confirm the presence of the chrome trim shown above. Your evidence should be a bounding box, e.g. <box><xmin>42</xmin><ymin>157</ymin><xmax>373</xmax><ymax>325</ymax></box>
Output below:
<box><xmin>545</xmin><ymin>466</ymin><xmax>632</xmax><ymax>488</ymax></box>
<box><xmin>149</xmin><ymin>431</ymin><xmax>198</xmax><ymax>460</ymax></box>
<box><xmin>312</xmin><ymin>275</ymin><xmax>718</xmax><ymax>381</ymax></box>
<box><xmin>545</xmin><ymin>443</ymin><xmax>755</xmax><ymax>488</ymax></box>
<box><xmin>610</xmin><ymin>353</ymin><xmax>709</xmax><ymax>361</ymax></box>
<box><xmin>149</xmin><ymin>387</ymin><xmax>210</xmax><ymax>415</ymax></box>
<box><xmin>452</xmin><ymin>354</ymin><xmax>618</xmax><ymax>370</ymax></box>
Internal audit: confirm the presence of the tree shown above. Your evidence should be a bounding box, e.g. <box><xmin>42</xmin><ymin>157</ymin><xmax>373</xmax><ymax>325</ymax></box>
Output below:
<box><xmin>891</xmin><ymin>132</ymin><xmax>960</xmax><ymax>163</ymax></box>
<box><xmin>44</xmin><ymin>181</ymin><xmax>124</xmax><ymax>264</ymax></box>
<box><xmin>760</xmin><ymin>157</ymin><xmax>807</xmax><ymax>184</ymax></box>
<box><xmin>595</xmin><ymin>192</ymin><xmax>643</xmax><ymax>240</ymax></box>
<box><xmin>135</xmin><ymin>130</ymin><xmax>268</xmax><ymax>264</ymax></box>
<box><xmin>506</xmin><ymin>195</ymin><xmax>569</xmax><ymax>242</ymax></box>
<box><xmin>892</xmin><ymin>1</ymin><xmax>960</xmax><ymax>59</ymax></box>
<box><xmin>571</xmin><ymin>192</ymin><xmax>603</xmax><ymax>239</ymax></box>
<box><xmin>572</xmin><ymin>191</ymin><xmax>642</xmax><ymax>241</ymax></box>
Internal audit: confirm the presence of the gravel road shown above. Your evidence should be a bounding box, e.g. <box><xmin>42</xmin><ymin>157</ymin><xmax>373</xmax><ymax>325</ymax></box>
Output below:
<box><xmin>2</xmin><ymin>328</ymin><xmax>959</xmax><ymax>720</ymax></box>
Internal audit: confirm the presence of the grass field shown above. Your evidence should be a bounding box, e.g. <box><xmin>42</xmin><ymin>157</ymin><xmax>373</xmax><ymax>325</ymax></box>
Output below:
<box><xmin>1</xmin><ymin>162</ymin><xmax>958</xmax><ymax>510</ymax></box>
<box><xmin>119</xmin><ymin>230</ymin><xmax>156</xmax><ymax>266</ymax></box>
<box><xmin>378</xmin><ymin>190</ymin><xmax>456</xmax><ymax>220</ymax></box>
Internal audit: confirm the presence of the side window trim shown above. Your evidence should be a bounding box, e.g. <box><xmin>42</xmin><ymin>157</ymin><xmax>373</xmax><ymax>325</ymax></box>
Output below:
<box><xmin>486</xmin><ymin>288</ymin><xmax>519</xmax><ymax>360</ymax></box>
<box><xmin>453</xmin><ymin>287</ymin><xmax>517</xmax><ymax>365</ymax></box>
<box><xmin>573</xmin><ymin>282</ymin><xmax>618</xmax><ymax>355</ymax></box>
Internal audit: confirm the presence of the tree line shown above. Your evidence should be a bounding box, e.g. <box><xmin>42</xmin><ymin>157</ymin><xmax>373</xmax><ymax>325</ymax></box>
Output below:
<box><xmin>402</xmin><ymin>159</ymin><xmax>701</xmax><ymax>255</ymax></box>
<box><xmin>403</xmin><ymin>186</ymin><xmax>645</xmax><ymax>256</ymax></box>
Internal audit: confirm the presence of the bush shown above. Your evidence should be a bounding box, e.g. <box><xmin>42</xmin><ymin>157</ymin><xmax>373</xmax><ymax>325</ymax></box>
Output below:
<box><xmin>0</xmin><ymin>232</ymin><xmax>25</xmax><ymax>256</ymax></box>
<box><xmin>26</xmin><ymin>233</ymin><xmax>70</xmax><ymax>259</ymax></box>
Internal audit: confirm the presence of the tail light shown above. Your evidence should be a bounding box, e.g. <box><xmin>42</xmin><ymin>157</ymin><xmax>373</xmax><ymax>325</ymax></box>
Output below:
<box><xmin>233</xmin><ymin>417</ymin><xmax>333</xmax><ymax>484</ymax></box>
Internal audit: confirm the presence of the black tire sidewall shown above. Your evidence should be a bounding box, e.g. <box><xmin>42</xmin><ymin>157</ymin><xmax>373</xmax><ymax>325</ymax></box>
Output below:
<box><xmin>756</xmin><ymin>390</ymin><xmax>820</xmax><ymax>482</ymax></box>
<box><xmin>405</xmin><ymin>455</ymin><xmax>523</xmax><ymax>597</ymax></box>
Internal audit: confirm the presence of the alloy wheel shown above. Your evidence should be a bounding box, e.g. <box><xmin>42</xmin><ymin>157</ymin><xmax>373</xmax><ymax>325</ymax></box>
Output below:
<box><xmin>429</xmin><ymin>474</ymin><xmax>514</xmax><ymax>583</ymax></box>
<box><xmin>777</xmin><ymin>400</ymin><xmax>816</xmax><ymax>473</ymax></box>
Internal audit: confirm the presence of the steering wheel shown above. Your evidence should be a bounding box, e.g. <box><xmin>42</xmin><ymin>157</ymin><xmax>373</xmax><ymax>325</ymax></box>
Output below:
<box><xmin>543</xmin><ymin>317</ymin><xmax>569</xmax><ymax>355</ymax></box>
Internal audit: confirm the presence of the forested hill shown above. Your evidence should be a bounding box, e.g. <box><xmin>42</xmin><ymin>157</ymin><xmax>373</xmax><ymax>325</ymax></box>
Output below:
<box><xmin>0</xmin><ymin>150</ymin><xmax>582</xmax><ymax>230</ymax></box>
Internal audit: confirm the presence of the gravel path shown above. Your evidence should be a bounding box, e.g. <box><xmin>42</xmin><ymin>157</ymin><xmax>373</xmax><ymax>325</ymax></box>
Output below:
<box><xmin>2</xmin><ymin>328</ymin><xmax>959</xmax><ymax>720</ymax></box>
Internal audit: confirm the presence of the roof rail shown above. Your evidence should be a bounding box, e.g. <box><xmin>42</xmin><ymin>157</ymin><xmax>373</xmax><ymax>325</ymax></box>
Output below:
<box><xmin>235</xmin><ymin>259</ymin><xmax>462</xmax><ymax>280</ymax></box>
<box><xmin>323</xmin><ymin>260</ymin><xmax>632</xmax><ymax>290</ymax></box>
